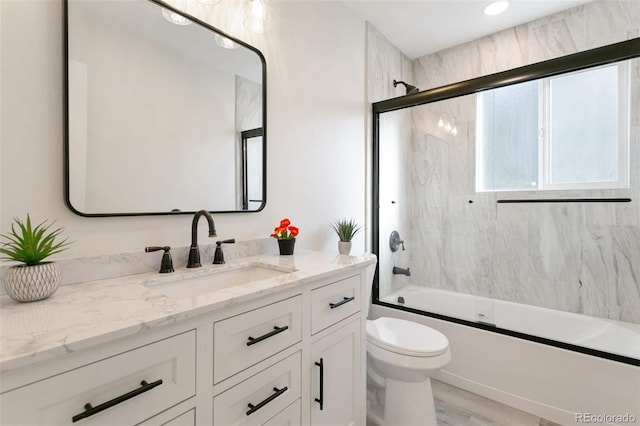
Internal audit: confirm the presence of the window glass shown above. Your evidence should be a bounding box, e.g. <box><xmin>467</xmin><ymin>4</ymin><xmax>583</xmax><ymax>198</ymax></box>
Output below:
<box><xmin>549</xmin><ymin>66</ymin><xmax>620</xmax><ymax>185</ymax></box>
<box><xmin>476</xmin><ymin>63</ymin><xmax>628</xmax><ymax>192</ymax></box>
<box><xmin>477</xmin><ymin>81</ymin><xmax>538</xmax><ymax>191</ymax></box>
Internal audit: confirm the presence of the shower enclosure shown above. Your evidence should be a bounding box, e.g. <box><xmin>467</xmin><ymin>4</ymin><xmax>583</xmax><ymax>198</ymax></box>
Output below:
<box><xmin>372</xmin><ymin>39</ymin><xmax>640</xmax><ymax>366</ymax></box>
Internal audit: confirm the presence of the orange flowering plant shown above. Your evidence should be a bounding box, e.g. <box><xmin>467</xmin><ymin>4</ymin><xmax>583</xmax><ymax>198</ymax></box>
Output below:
<box><xmin>270</xmin><ymin>218</ymin><xmax>299</xmax><ymax>240</ymax></box>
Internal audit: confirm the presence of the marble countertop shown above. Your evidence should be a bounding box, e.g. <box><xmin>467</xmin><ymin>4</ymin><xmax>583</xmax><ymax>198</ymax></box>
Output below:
<box><xmin>0</xmin><ymin>250</ymin><xmax>376</xmax><ymax>373</ymax></box>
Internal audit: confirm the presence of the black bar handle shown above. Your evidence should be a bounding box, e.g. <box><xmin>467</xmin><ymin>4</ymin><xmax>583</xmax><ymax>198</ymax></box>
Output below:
<box><xmin>497</xmin><ymin>198</ymin><xmax>631</xmax><ymax>203</ymax></box>
<box><xmin>314</xmin><ymin>358</ymin><xmax>324</xmax><ymax>410</ymax></box>
<box><xmin>246</xmin><ymin>386</ymin><xmax>288</xmax><ymax>416</ymax></box>
<box><xmin>247</xmin><ymin>325</ymin><xmax>289</xmax><ymax>346</ymax></box>
<box><xmin>329</xmin><ymin>296</ymin><xmax>355</xmax><ymax>309</ymax></box>
<box><xmin>71</xmin><ymin>379</ymin><xmax>163</xmax><ymax>422</ymax></box>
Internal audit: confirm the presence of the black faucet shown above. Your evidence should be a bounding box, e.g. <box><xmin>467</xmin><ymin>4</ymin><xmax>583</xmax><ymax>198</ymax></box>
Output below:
<box><xmin>213</xmin><ymin>239</ymin><xmax>236</xmax><ymax>264</ymax></box>
<box><xmin>145</xmin><ymin>246</ymin><xmax>175</xmax><ymax>273</ymax></box>
<box><xmin>187</xmin><ymin>210</ymin><xmax>217</xmax><ymax>268</ymax></box>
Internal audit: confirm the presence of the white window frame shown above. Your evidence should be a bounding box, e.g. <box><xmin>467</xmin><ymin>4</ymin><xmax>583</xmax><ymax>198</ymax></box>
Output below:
<box><xmin>476</xmin><ymin>61</ymin><xmax>630</xmax><ymax>193</ymax></box>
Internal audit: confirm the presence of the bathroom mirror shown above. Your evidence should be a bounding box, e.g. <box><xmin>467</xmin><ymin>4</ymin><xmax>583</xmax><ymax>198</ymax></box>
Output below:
<box><xmin>64</xmin><ymin>0</ymin><xmax>266</xmax><ymax>216</ymax></box>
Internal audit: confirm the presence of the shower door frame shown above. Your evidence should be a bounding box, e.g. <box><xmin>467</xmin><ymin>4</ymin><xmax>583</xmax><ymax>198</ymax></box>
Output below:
<box><xmin>371</xmin><ymin>38</ymin><xmax>640</xmax><ymax>366</ymax></box>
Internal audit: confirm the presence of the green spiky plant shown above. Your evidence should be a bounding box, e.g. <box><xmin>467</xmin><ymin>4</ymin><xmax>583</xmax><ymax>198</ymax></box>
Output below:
<box><xmin>0</xmin><ymin>214</ymin><xmax>71</xmax><ymax>266</ymax></box>
<box><xmin>331</xmin><ymin>218</ymin><xmax>362</xmax><ymax>242</ymax></box>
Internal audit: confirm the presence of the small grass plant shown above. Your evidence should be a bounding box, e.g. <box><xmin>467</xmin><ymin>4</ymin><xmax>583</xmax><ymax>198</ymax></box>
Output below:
<box><xmin>331</xmin><ymin>218</ymin><xmax>362</xmax><ymax>242</ymax></box>
<box><xmin>0</xmin><ymin>214</ymin><xmax>71</xmax><ymax>266</ymax></box>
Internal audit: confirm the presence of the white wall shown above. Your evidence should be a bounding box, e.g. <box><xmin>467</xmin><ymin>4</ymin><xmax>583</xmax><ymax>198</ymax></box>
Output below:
<box><xmin>0</xmin><ymin>0</ymin><xmax>366</xmax><ymax>259</ymax></box>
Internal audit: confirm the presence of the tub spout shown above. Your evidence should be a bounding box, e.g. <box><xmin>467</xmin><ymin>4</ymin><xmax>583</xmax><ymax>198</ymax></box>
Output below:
<box><xmin>392</xmin><ymin>266</ymin><xmax>411</xmax><ymax>276</ymax></box>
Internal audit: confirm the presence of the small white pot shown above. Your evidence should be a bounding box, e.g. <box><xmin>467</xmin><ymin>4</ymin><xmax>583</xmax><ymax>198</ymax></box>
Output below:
<box><xmin>3</xmin><ymin>262</ymin><xmax>61</xmax><ymax>302</ymax></box>
<box><xmin>338</xmin><ymin>241</ymin><xmax>352</xmax><ymax>255</ymax></box>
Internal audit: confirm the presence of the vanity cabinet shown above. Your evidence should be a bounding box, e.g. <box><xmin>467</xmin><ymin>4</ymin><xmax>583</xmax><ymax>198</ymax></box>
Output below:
<box><xmin>311</xmin><ymin>318</ymin><xmax>361</xmax><ymax>426</ymax></box>
<box><xmin>0</xmin><ymin>331</ymin><xmax>196</xmax><ymax>426</ymax></box>
<box><xmin>213</xmin><ymin>295</ymin><xmax>302</xmax><ymax>384</ymax></box>
<box><xmin>0</xmin><ymin>260</ymin><xmax>372</xmax><ymax>426</ymax></box>
<box><xmin>310</xmin><ymin>276</ymin><xmax>363</xmax><ymax>426</ymax></box>
<box><xmin>139</xmin><ymin>408</ymin><xmax>196</xmax><ymax>426</ymax></box>
<box><xmin>311</xmin><ymin>275</ymin><xmax>361</xmax><ymax>334</ymax></box>
<box><xmin>213</xmin><ymin>352</ymin><xmax>301</xmax><ymax>425</ymax></box>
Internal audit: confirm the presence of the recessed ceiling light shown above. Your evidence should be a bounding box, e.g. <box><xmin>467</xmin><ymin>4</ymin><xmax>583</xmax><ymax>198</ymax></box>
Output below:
<box><xmin>484</xmin><ymin>0</ymin><xmax>509</xmax><ymax>16</ymax></box>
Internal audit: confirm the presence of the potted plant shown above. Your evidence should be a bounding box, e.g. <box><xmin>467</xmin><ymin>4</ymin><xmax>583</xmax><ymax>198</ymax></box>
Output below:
<box><xmin>0</xmin><ymin>214</ymin><xmax>72</xmax><ymax>302</ymax></box>
<box><xmin>331</xmin><ymin>218</ymin><xmax>362</xmax><ymax>255</ymax></box>
<box><xmin>270</xmin><ymin>218</ymin><xmax>299</xmax><ymax>255</ymax></box>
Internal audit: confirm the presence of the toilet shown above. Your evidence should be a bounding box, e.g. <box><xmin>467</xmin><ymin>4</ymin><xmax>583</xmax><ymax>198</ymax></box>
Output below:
<box><xmin>366</xmin><ymin>316</ymin><xmax>450</xmax><ymax>426</ymax></box>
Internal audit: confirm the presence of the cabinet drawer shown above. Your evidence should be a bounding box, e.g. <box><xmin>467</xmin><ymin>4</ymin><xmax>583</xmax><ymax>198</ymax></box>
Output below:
<box><xmin>263</xmin><ymin>400</ymin><xmax>300</xmax><ymax>426</ymax></box>
<box><xmin>311</xmin><ymin>275</ymin><xmax>360</xmax><ymax>334</ymax></box>
<box><xmin>140</xmin><ymin>408</ymin><xmax>196</xmax><ymax>426</ymax></box>
<box><xmin>214</xmin><ymin>296</ymin><xmax>302</xmax><ymax>383</ymax></box>
<box><xmin>161</xmin><ymin>409</ymin><xmax>195</xmax><ymax>426</ymax></box>
<box><xmin>213</xmin><ymin>352</ymin><xmax>301</xmax><ymax>426</ymax></box>
<box><xmin>0</xmin><ymin>331</ymin><xmax>196</xmax><ymax>426</ymax></box>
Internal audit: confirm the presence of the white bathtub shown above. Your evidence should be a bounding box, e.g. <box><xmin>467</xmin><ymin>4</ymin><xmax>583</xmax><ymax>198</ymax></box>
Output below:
<box><xmin>372</xmin><ymin>285</ymin><xmax>640</xmax><ymax>425</ymax></box>
<box><xmin>382</xmin><ymin>285</ymin><xmax>640</xmax><ymax>361</ymax></box>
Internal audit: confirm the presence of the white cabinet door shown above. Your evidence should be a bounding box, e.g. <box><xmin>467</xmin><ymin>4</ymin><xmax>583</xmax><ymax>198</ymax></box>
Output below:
<box><xmin>310</xmin><ymin>318</ymin><xmax>361</xmax><ymax>426</ymax></box>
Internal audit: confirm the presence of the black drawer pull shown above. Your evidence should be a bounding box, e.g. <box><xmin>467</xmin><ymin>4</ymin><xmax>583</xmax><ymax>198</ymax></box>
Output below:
<box><xmin>247</xmin><ymin>325</ymin><xmax>289</xmax><ymax>346</ymax></box>
<box><xmin>71</xmin><ymin>379</ymin><xmax>163</xmax><ymax>422</ymax></box>
<box><xmin>246</xmin><ymin>386</ymin><xmax>288</xmax><ymax>416</ymax></box>
<box><xmin>314</xmin><ymin>358</ymin><xmax>324</xmax><ymax>410</ymax></box>
<box><xmin>329</xmin><ymin>296</ymin><xmax>355</xmax><ymax>309</ymax></box>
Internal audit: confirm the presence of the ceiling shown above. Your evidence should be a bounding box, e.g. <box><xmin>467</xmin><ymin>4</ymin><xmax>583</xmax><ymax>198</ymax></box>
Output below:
<box><xmin>343</xmin><ymin>0</ymin><xmax>592</xmax><ymax>59</ymax></box>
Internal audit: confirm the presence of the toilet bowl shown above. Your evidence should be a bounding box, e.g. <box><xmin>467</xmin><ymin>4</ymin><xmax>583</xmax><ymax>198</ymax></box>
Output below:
<box><xmin>366</xmin><ymin>317</ymin><xmax>450</xmax><ymax>426</ymax></box>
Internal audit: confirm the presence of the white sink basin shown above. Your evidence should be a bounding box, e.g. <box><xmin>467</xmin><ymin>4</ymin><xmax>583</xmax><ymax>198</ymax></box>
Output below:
<box><xmin>145</xmin><ymin>263</ymin><xmax>295</xmax><ymax>299</ymax></box>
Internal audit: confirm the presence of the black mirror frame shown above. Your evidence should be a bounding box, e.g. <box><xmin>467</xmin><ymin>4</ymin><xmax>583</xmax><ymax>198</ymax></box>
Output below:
<box><xmin>63</xmin><ymin>0</ymin><xmax>267</xmax><ymax>217</ymax></box>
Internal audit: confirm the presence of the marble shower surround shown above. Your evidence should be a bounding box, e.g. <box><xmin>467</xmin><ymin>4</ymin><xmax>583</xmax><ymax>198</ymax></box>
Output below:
<box><xmin>366</xmin><ymin>24</ymin><xmax>414</xmax><ymax>297</ymax></box>
<box><xmin>401</xmin><ymin>0</ymin><xmax>640</xmax><ymax>323</ymax></box>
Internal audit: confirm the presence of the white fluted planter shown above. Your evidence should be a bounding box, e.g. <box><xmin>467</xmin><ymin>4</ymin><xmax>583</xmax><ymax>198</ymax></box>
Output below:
<box><xmin>338</xmin><ymin>241</ymin><xmax>352</xmax><ymax>255</ymax></box>
<box><xmin>3</xmin><ymin>262</ymin><xmax>61</xmax><ymax>302</ymax></box>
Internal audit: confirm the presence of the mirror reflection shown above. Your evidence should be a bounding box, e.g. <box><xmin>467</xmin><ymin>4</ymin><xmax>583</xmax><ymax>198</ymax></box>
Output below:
<box><xmin>65</xmin><ymin>0</ymin><xmax>266</xmax><ymax>216</ymax></box>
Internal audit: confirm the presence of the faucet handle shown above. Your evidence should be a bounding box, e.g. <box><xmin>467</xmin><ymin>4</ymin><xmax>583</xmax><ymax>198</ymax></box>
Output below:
<box><xmin>389</xmin><ymin>231</ymin><xmax>406</xmax><ymax>252</ymax></box>
<box><xmin>213</xmin><ymin>239</ymin><xmax>236</xmax><ymax>264</ymax></box>
<box><xmin>145</xmin><ymin>246</ymin><xmax>175</xmax><ymax>273</ymax></box>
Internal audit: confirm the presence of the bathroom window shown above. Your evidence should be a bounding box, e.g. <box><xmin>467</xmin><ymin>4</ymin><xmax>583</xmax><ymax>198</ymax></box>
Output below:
<box><xmin>476</xmin><ymin>62</ymin><xmax>630</xmax><ymax>192</ymax></box>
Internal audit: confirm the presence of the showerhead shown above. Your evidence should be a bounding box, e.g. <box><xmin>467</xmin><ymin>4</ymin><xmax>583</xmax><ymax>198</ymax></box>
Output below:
<box><xmin>393</xmin><ymin>79</ymin><xmax>419</xmax><ymax>95</ymax></box>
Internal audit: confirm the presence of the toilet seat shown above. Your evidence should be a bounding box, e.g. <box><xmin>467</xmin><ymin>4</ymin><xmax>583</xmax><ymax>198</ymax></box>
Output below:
<box><xmin>366</xmin><ymin>317</ymin><xmax>449</xmax><ymax>357</ymax></box>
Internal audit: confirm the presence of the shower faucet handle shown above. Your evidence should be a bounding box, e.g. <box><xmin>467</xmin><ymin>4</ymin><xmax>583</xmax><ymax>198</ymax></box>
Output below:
<box><xmin>389</xmin><ymin>231</ymin><xmax>405</xmax><ymax>252</ymax></box>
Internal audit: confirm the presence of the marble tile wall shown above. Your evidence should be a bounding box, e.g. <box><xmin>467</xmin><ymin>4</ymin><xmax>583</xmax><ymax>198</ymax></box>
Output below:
<box><xmin>403</xmin><ymin>0</ymin><xmax>640</xmax><ymax>323</ymax></box>
<box><xmin>366</xmin><ymin>24</ymin><xmax>414</xmax><ymax>297</ymax></box>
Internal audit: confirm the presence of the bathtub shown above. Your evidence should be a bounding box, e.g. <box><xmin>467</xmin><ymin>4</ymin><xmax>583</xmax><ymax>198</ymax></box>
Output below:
<box><xmin>382</xmin><ymin>285</ymin><xmax>640</xmax><ymax>361</ymax></box>
<box><xmin>372</xmin><ymin>285</ymin><xmax>640</xmax><ymax>425</ymax></box>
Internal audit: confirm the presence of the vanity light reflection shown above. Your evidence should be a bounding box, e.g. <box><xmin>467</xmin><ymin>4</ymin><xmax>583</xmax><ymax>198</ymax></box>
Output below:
<box><xmin>161</xmin><ymin>8</ymin><xmax>192</xmax><ymax>25</ymax></box>
<box><xmin>243</xmin><ymin>0</ymin><xmax>271</xmax><ymax>33</ymax></box>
